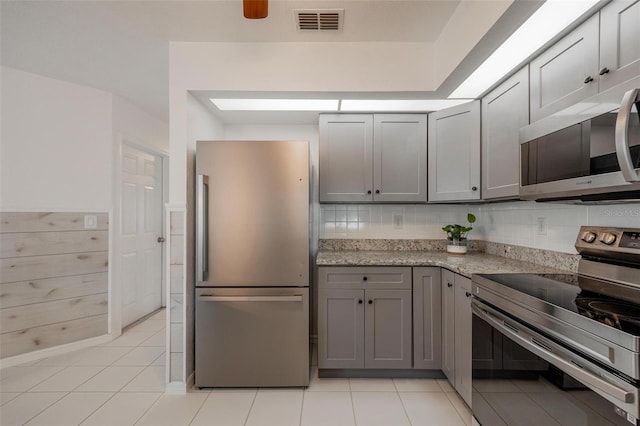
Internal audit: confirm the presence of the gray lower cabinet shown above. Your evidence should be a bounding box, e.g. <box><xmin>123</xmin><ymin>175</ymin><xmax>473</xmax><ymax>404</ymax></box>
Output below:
<box><xmin>318</xmin><ymin>266</ymin><xmax>412</xmax><ymax>369</ymax></box>
<box><xmin>441</xmin><ymin>269</ymin><xmax>472</xmax><ymax>407</ymax></box>
<box><xmin>441</xmin><ymin>269</ymin><xmax>456</xmax><ymax>383</ymax></box>
<box><xmin>318</xmin><ymin>288</ymin><xmax>365</xmax><ymax>369</ymax></box>
<box><xmin>413</xmin><ymin>267</ymin><xmax>442</xmax><ymax>369</ymax></box>
<box><xmin>482</xmin><ymin>66</ymin><xmax>529</xmax><ymax>200</ymax></box>
<box><xmin>428</xmin><ymin>101</ymin><xmax>481</xmax><ymax>202</ymax></box>
<box><xmin>454</xmin><ymin>274</ymin><xmax>472</xmax><ymax>407</ymax></box>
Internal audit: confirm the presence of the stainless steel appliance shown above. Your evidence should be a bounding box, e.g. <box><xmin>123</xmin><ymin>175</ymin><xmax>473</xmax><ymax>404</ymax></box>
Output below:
<box><xmin>195</xmin><ymin>140</ymin><xmax>310</xmax><ymax>388</ymax></box>
<box><xmin>472</xmin><ymin>226</ymin><xmax>640</xmax><ymax>425</ymax></box>
<box><xmin>520</xmin><ymin>80</ymin><xmax>640</xmax><ymax>202</ymax></box>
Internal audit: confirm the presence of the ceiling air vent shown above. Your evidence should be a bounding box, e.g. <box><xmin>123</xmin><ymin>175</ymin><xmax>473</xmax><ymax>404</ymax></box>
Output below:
<box><xmin>294</xmin><ymin>9</ymin><xmax>343</xmax><ymax>32</ymax></box>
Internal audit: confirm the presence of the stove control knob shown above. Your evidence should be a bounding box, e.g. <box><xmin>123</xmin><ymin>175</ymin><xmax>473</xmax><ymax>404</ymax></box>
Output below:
<box><xmin>599</xmin><ymin>232</ymin><xmax>617</xmax><ymax>245</ymax></box>
<box><xmin>581</xmin><ymin>231</ymin><xmax>597</xmax><ymax>243</ymax></box>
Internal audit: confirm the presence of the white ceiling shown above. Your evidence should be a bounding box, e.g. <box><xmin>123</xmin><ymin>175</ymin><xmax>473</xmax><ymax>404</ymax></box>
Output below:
<box><xmin>1</xmin><ymin>0</ymin><xmax>538</xmax><ymax>123</ymax></box>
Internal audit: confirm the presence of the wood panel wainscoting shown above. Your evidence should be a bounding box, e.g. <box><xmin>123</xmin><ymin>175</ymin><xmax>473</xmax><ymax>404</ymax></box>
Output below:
<box><xmin>0</xmin><ymin>212</ymin><xmax>109</xmax><ymax>359</ymax></box>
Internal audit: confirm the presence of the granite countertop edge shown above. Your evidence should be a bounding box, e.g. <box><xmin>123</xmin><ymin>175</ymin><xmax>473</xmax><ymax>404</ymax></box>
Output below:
<box><xmin>315</xmin><ymin>250</ymin><xmax>569</xmax><ymax>278</ymax></box>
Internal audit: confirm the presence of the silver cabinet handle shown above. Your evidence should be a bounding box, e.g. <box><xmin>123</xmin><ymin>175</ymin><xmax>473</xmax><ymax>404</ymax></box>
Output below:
<box><xmin>471</xmin><ymin>301</ymin><xmax>634</xmax><ymax>404</ymax></box>
<box><xmin>198</xmin><ymin>295</ymin><xmax>303</xmax><ymax>302</ymax></box>
<box><xmin>615</xmin><ymin>88</ymin><xmax>640</xmax><ymax>182</ymax></box>
<box><xmin>196</xmin><ymin>174</ymin><xmax>209</xmax><ymax>282</ymax></box>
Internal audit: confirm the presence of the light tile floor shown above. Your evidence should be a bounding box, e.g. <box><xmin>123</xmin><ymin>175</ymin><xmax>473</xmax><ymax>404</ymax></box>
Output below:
<box><xmin>0</xmin><ymin>310</ymin><xmax>472</xmax><ymax>425</ymax></box>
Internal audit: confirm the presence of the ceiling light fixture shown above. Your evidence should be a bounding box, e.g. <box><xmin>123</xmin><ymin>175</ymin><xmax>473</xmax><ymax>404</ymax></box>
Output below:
<box><xmin>340</xmin><ymin>99</ymin><xmax>473</xmax><ymax>112</ymax></box>
<box><xmin>210</xmin><ymin>98</ymin><xmax>340</xmax><ymax>111</ymax></box>
<box><xmin>449</xmin><ymin>0</ymin><xmax>600</xmax><ymax>99</ymax></box>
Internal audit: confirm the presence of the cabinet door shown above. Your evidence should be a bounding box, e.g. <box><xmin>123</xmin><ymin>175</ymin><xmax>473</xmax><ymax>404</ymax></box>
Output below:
<box><xmin>441</xmin><ymin>269</ymin><xmax>456</xmax><ymax>385</ymax></box>
<box><xmin>319</xmin><ymin>114</ymin><xmax>373</xmax><ymax>202</ymax></box>
<box><xmin>373</xmin><ymin>114</ymin><xmax>427</xmax><ymax>202</ymax></box>
<box><xmin>529</xmin><ymin>14</ymin><xmax>599</xmax><ymax>122</ymax></box>
<box><xmin>482</xmin><ymin>67</ymin><xmax>529</xmax><ymax>200</ymax></box>
<box><xmin>599</xmin><ymin>0</ymin><xmax>640</xmax><ymax>91</ymax></box>
<box><xmin>318</xmin><ymin>289</ymin><xmax>365</xmax><ymax>369</ymax></box>
<box><xmin>364</xmin><ymin>289</ymin><xmax>412</xmax><ymax>369</ymax></box>
<box><xmin>428</xmin><ymin>101</ymin><xmax>481</xmax><ymax>201</ymax></box>
<box><xmin>454</xmin><ymin>274</ymin><xmax>472</xmax><ymax>407</ymax></box>
<box><xmin>413</xmin><ymin>267</ymin><xmax>442</xmax><ymax>369</ymax></box>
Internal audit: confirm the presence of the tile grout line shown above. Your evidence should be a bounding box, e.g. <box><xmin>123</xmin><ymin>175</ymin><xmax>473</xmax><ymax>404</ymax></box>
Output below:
<box><xmin>243</xmin><ymin>388</ymin><xmax>258</xmax><ymax>425</ymax></box>
<box><xmin>187</xmin><ymin>390</ymin><xmax>213</xmax><ymax>426</ymax></box>
<box><xmin>76</xmin><ymin>391</ymin><xmax>119</xmax><ymax>426</ymax></box>
<box><xmin>393</xmin><ymin>379</ymin><xmax>414</xmax><ymax>426</ymax></box>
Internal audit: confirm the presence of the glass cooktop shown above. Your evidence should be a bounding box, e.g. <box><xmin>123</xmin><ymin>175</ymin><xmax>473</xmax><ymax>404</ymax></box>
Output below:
<box><xmin>475</xmin><ymin>273</ymin><xmax>640</xmax><ymax>336</ymax></box>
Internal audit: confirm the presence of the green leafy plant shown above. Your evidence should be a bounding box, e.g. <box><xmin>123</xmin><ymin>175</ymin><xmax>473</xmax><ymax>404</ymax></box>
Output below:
<box><xmin>442</xmin><ymin>213</ymin><xmax>476</xmax><ymax>240</ymax></box>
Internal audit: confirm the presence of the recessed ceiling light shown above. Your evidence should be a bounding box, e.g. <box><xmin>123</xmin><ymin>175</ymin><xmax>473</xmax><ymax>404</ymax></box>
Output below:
<box><xmin>339</xmin><ymin>99</ymin><xmax>473</xmax><ymax>112</ymax></box>
<box><xmin>210</xmin><ymin>98</ymin><xmax>339</xmax><ymax>111</ymax></box>
<box><xmin>449</xmin><ymin>0</ymin><xmax>600</xmax><ymax>99</ymax></box>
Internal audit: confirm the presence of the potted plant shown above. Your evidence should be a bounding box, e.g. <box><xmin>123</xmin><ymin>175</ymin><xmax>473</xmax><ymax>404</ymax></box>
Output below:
<box><xmin>442</xmin><ymin>213</ymin><xmax>476</xmax><ymax>255</ymax></box>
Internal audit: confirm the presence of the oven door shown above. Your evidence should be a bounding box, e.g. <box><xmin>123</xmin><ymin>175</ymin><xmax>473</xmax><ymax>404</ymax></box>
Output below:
<box><xmin>471</xmin><ymin>299</ymin><xmax>639</xmax><ymax>426</ymax></box>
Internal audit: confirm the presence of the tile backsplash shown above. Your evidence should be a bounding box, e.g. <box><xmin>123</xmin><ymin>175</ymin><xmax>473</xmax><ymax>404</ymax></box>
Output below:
<box><xmin>319</xmin><ymin>201</ymin><xmax>640</xmax><ymax>254</ymax></box>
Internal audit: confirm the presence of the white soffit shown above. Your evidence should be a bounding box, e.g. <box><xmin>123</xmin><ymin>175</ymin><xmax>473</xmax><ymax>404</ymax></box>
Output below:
<box><xmin>450</xmin><ymin>0</ymin><xmax>601</xmax><ymax>98</ymax></box>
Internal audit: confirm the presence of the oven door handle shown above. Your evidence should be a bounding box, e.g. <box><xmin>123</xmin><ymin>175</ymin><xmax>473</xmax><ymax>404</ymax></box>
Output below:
<box><xmin>471</xmin><ymin>301</ymin><xmax>634</xmax><ymax>404</ymax></box>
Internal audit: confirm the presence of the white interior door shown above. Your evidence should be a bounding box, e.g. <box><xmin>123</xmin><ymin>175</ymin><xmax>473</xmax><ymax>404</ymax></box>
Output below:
<box><xmin>121</xmin><ymin>144</ymin><xmax>163</xmax><ymax>327</ymax></box>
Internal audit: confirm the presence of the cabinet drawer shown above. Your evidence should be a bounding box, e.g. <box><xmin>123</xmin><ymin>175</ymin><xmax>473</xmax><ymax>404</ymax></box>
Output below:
<box><xmin>318</xmin><ymin>266</ymin><xmax>412</xmax><ymax>290</ymax></box>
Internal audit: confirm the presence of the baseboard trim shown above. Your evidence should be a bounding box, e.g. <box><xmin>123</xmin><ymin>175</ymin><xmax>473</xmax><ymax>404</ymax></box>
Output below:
<box><xmin>165</xmin><ymin>380</ymin><xmax>188</xmax><ymax>395</ymax></box>
<box><xmin>0</xmin><ymin>333</ymin><xmax>115</xmax><ymax>369</ymax></box>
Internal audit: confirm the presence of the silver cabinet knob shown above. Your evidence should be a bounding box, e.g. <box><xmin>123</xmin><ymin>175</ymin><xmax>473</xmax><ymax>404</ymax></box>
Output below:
<box><xmin>599</xmin><ymin>233</ymin><xmax>617</xmax><ymax>245</ymax></box>
<box><xmin>580</xmin><ymin>231</ymin><xmax>597</xmax><ymax>243</ymax></box>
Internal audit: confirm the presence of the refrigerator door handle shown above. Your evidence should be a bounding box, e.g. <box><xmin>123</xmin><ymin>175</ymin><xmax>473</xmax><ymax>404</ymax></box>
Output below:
<box><xmin>198</xmin><ymin>295</ymin><xmax>303</xmax><ymax>303</ymax></box>
<box><xmin>196</xmin><ymin>174</ymin><xmax>209</xmax><ymax>283</ymax></box>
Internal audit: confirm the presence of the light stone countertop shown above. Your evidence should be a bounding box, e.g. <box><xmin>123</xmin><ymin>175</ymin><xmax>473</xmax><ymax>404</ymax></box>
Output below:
<box><xmin>316</xmin><ymin>250</ymin><xmax>569</xmax><ymax>278</ymax></box>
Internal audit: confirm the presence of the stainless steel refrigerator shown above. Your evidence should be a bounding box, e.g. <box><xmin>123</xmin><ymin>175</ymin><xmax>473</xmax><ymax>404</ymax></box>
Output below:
<box><xmin>195</xmin><ymin>140</ymin><xmax>310</xmax><ymax>388</ymax></box>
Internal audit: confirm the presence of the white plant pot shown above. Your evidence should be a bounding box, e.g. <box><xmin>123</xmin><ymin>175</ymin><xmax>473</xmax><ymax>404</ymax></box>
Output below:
<box><xmin>447</xmin><ymin>239</ymin><xmax>468</xmax><ymax>255</ymax></box>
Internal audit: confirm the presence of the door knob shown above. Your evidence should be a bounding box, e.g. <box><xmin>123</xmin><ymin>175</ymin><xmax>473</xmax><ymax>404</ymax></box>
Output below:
<box><xmin>157</xmin><ymin>237</ymin><xmax>166</xmax><ymax>243</ymax></box>
<box><xmin>368</xmin><ymin>300</ymin><xmax>373</xmax><ymax>304</ymax></box>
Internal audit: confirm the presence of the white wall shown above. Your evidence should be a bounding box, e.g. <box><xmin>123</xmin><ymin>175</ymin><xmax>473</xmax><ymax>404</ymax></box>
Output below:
<box><xmin>1</xmin><ymin>67</ymin><xmax>113</xmax><ymax>211</ymax></box>
<box><xmin>112</xmin><ymin>95</ymin><xmax>169</xmax><ymax>155</ymax></box>
<box><xmin>1</xmin><ymin>66</ymin><xmax>170</xmax><ymax>360</ymax></box>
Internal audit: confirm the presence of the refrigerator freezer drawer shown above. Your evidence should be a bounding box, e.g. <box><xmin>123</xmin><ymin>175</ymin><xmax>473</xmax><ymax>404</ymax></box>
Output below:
<box><xmin>195</xmin><ymin>287</ymin><xmax>310</xmax><ymax>388</ymax></box>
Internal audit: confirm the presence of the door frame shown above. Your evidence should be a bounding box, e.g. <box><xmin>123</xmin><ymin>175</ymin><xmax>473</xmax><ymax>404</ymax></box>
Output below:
<box><xmin>111</xmin><ymin>134</ymin><xmax>169</xmax><ymax>336</ymax></box>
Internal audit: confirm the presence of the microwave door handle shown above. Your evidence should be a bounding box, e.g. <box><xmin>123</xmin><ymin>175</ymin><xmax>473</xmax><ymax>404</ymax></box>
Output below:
<box><xmin>615</xmin><ymin>88</ymin><xmax>640</xmax><ymax>182</ymax></box>
<box><xmin>196</xmin><ymin>174</ymin><xmax>209</xmax><ymax>283</ymax></box>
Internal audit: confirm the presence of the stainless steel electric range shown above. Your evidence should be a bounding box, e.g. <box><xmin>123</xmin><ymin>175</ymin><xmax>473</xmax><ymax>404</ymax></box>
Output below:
<box><xmin>472</xmin><ymin>226</ymin><xmax>640</xmax><ymax>426</ymax></box>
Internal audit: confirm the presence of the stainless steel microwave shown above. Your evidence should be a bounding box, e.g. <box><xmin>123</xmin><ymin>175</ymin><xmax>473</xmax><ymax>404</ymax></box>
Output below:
<box><xmin>520</xmin><ymin>81</ymin><xmax>640</xmax><ymax>202</ymax></box>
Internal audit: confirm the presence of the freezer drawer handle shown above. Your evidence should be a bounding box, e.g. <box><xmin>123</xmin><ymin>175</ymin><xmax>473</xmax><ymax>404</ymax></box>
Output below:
<box><xmin>198</xmin><ymin>295</ymin><xmax>303</xmax><ymax>303</ymax></box>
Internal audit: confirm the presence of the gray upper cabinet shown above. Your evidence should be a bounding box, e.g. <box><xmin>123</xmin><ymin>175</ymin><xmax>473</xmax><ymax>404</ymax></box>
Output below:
<box><xmin>599</xmin><ymin>0</ymin><xmax>640</xmax><ymax>91</ymax></box>
<box><xmin>413</xmin><ymin>267</ymin><xmax>442</xmax><ymax>370</ymax></box>
<box><xmin>319</xmin><ymin>114</ymin><xmax>374</xmax><ymax>203</ymax></box>
<box><xmin>530</xmin><ymin>14</ymin><xmax>600</xmax><ymax>122</ymax></box>
<box><xmin>428</xmin><ymin>101</ymin><xmax>481</xmax><ymax>202</ymax></box>
<box><xmin>373</xmin><ymin>114</ymin><xmax>428</xmax><ymax>202</ymax></box>
<box><xmin>319</xmin><ymin>114</ymin><xmax>427</xmax><ymax>203</ymax></box>
<box><xmin>482</xmin><ymin>66</ymin><xmax>529</xmax><ymax>200</ymax></box>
